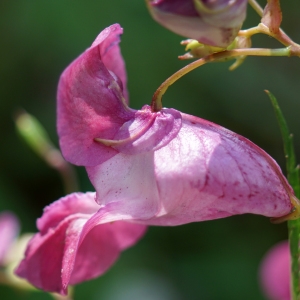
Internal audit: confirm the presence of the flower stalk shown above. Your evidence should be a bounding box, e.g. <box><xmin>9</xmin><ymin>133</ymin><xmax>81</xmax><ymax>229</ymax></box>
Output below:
<box><xmin>248</xmin><ymin>0</ymin><xmax>263</xmax><ymax>17</ymax></box>
<box><xmin>239</xmin><ymin>24</ymin><xmax>300</xmax><ymax>54</ymax></box>
<box><xmin>151</xmin><ymin>47</ymin><xmax>291</xmax><ymax>112</ymax></box>
<box><xmin>247</xmin><ymin>0</ymin><xmax>300</xmax><ymax>55</ymax></box>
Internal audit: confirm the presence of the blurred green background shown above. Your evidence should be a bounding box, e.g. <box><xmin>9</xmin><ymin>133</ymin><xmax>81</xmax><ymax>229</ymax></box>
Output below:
<box><xmin>1</xmin><ymin>0</ymin><xmax>299</xmax><ymax>299</ymax></box>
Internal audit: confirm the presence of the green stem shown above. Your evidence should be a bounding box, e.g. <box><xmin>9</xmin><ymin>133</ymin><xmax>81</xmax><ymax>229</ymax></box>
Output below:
<box><xmin>266</xmin><ymin>91</ymin><xmax>300</xmax><ymax>300</ymax></box>
<box><xmin>248</xmin><ymin>0</ymin><xmax>263</xmax><ymax>17</ymax></box>
<box><xmin>288</xmin><ymin>220</ymin><xmax>300</xmax><ymax>300</ymax></box>
<box><xmin>239</xmin><ymin>24</ymin><xmax>300</xmax><ymax>55</ymax></box>
<box><xmin>51</xmin><ymin>292</ymin><xmax>73</xmax><ymax>300</ymax></box>
<box><xmin>151</xmin><ymin>48</ymin><xmax>290</xmax><ymax>112</ymax></box>
<box><xmin>246</xmin><ymin>0</ymin><xmax>300</xmax><ymax>55</ymax></box>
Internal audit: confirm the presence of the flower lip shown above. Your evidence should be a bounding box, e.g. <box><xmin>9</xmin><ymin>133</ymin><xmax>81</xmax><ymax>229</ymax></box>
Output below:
<box><xmin>15</xmin><ymin>192</ymin><xmax>147</xmax><ymax>295</ymax></box>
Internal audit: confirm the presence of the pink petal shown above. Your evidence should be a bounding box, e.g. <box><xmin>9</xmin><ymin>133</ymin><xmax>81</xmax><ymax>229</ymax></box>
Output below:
<box><xmin>16</xmin><ymin>193</ymin><xmax>147</xmax><ymax>295</ymax></box>
<box><xmin>16</xmin><ymin>217</ymin><xmax>75</xmax><ymax>294</ymax></box>
<box><xmin>149</xmin><ymin>114</ymin><xmax>293</xmax><ymax>225</ymax></box>
<box><xmin>91</xmin><ymin>24</ymin><xmax>129</xmax><ymax>102</ymax></box>
<box><xmin>260</xmin><ymin>241</ymin><xmax>290</xmax><ymax>300</ymax></box>
<box><xmin>57</xmin><ymin>24</ymin><xmax>134</xmax><ymax>167</ymax></box>
<box><xmin>150</xmin><ymin>0</ymin><xmax>199</xmax><ymax>16</ymax></box>
<box><xmin>0</xmin><ymin>212</ymin><xmax>19</xmax><ymax>265</ymax></box>
<box><xmin>96</xmin><ymin>105</ymin><xmax>182</xmax><ymax>154</ymax></box>
<box><xmin>87</xmin><ymin>152</ymin><xmax>160</xmax><ymax>219</ymax></box>
<box><xmin>88</xmin><ymin>112</ymin><xmax>293</xmax><ymax>225</ymax></box>
<box><xmin>68</xmin><ymin>207</ymin><xmax>146</xmax><ymax>286</ymax></box>
<box><xmin>37</xmin><ymin>192</ymin><xmax>99</xmax><ymax>234</ymax></box>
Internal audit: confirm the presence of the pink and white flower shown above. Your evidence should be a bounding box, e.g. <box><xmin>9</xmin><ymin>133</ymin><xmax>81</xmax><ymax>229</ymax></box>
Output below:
<box><xmin>16</xmin><ymin>24</ymin><xmax>299</xmax><ymax>295</ymax></box>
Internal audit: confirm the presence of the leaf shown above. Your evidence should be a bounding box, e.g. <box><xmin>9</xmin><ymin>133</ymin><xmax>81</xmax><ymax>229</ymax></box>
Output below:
<box><xmin>266</xmin><ymin>90</ymin><xmax>300</xmax><ymax>300</ymax></box>
<box><xmin>265</xmin><ymin>90</ymin><xmax>299</xmax><ymax>192</ymax></box>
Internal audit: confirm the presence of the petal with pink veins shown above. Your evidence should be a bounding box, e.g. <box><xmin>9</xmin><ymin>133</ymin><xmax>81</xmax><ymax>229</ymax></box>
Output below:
<box><xmin>88</xmin><ymin>113</ymin><xmax>295</xmax><ymax>225</ymax></box>
<box><xmin>57</xmin><ymin>24</ymin><xmax>134</xmax><ymax>167</ymax></box>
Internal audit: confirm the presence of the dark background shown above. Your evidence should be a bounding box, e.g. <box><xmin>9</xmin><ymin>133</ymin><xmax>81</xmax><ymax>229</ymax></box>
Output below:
<box><xmin>1</xmin><ymin>1</ymin><xmax>299</xmax><ymax>299</ymax></box>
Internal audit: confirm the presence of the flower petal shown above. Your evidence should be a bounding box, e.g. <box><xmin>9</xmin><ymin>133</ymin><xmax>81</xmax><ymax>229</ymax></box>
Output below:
<box><xmin>88</xmin><ymin>113</ymin><xmax>293</xmax><ymax>225</ymax></box>
<box><xmin>87</xmin><ymin>152</ymin><xmax>160</xmax><ymax>220</ymax></box>
<box><xmin>57</xmin><ymin>24</ymin><xmax>134</xmax><ymax>166</ymax></box>
<box><xmin>16</xmin><ymin>217</ymin><xmax>74</xmax><ymax>294</ymax></box>
<box><xmin>16</xmin><ymin>193</ymin><xmax>147</xmax><ymax>295</ymax></box>
<box><xmin>96</xmin><ymin>105</ymin><xmax>182</xmax><ymax>154</ymax></box>
<box><xmin>37</xmin><ymin>192</ymin><xmax>98</xmax><ymax>234</ymax></box>
<box><xmin>91</xmin><ymin>24</ymin><xmax>129</xmax><ymax>102</ymax></box>
<box><xmin>67</xmin><ymin>206</ymin><xmax>146</xmax><ymax>286</ymax></box>
<box><xmin>148</xmin><ymin>114</ymin><xmax>293</xmax><ymax>225</ymax></box>
<box><xmin>149</xmin><ymin>0</ymin><xmax>199</xmax><ymax>16</ymax></box>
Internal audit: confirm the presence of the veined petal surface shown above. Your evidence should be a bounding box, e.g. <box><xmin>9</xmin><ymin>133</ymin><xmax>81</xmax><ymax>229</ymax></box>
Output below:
<box><xmin>150</xmin><ymin>114</ymin><xmax>293</xmax><ymax>225</ymax></box>
<box><xmin>87</xmin><ymin>112</ymin><xmax>293</xmax><ymax>225</ymax></box>
<box><xmin>57</xmin><ymin>24</ymin><xmax>134</xmax><ymax>167</ymax></box>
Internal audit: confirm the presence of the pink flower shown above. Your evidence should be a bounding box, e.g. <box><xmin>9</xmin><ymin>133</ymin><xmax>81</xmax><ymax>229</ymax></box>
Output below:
<box><xmin>0</xmin><ymin>211</ymin><xmax>19</xmax><ymax>265</ymax></box>
<box><xmin>57</xmin><ymin>24</ymin><xmax>297</xmax><ymax>225</ymax></box>
<box><xmin>259</xmin><ymin>241</ymin><xmax>290</xmax><ymax>300</ymax></box>
<box><xmin>16</xmin><ymin>192</ymin><xmax>147</xmax><ymax>295</ymax></box>
<box><xmin>146</xmin><ymin>0</ymin><xmax>248</xmax><ymax>47</ymax></box>
<box><xmin>16</xmin><ymin>24</ymin><xmax>299</xmax><ymax>295</ymax></box>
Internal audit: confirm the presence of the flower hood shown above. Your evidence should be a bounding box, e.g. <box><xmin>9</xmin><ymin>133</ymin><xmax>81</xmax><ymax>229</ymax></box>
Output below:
<box><xmin>16</xmin><ymin>23</ymin><xmax>299</xmax><ymax>296</ymax></box>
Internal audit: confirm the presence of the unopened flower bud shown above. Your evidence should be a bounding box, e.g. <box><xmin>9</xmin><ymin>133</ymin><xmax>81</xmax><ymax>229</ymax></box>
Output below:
<box><xmin>147</xmin><ymin>0</ymin><xmax>248</xmax><ymax>48</ymax></box>
<box><xmin>179</xmin><ymin>34</ymin><xmax>251</xmax><ymax>70</ymax></box>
